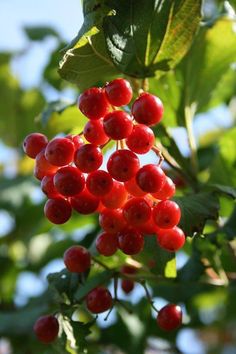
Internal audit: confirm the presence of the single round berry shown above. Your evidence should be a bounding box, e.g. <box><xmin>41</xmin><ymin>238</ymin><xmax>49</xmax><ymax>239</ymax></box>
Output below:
<box><xmin>132</xmin><ymin>92</ymin><xmax>164</xmax><ymax>126</ymax></box>
<box><xmin>121</xmin><ymin>279</ymin><xmax>134</xmax><ymax>294</ymax></box>
<box><xmin>152</xmin><ymin>176</ymin><xmax>176</xmax><ymax>200</ymax></box>
<box><xmin>66</xmin><ymin>134</ymin><xmax>84</xmax><ymax>150</ymax></box>
<box><xmin>83</xmin><ymin>119</ymin><xmax>109</xmax><ymax>145</ymax></box>
<box><xmin>136</xmin><ymin>164</ymin><xmax>165</xmax><ymax>193</ymax></box>
<box><xmin>23</xmin><ymin>133</ymin><xmax>48</xmax><ymax>159</ymax></box>
<box><xmin>41</xmin><ymin>174</ymin><xmax>61</xmax><ymax>199</ymax></box>
<box><xmin>74</xmin><ymin>144</ymin><xmax>103</xmax><ymax>173</ymax></box>
<box><xmin>44</xmin><ymin>198</ymin><xmax>72</xmax><ymax>224</ymax></box>
<box><xmin>123</xmin><ymin>197</ymin><xmax>152</xmax><ymax>226</ymax></box>
<box><xmin>153</xmin><ymin>200</ymin><xmax>181</xmax><ymax>229</ymax></box>
<box><xmin>45</xmin><ymin>137</ymin><xmax>75</xmax><ymax>166</ymax></box>
<box><xmin>126</xmin><ymin>124</ymin><xmax>155</xmax><ymax>154</ymax></box>
<box><xmin>86</xmin><ymin>170</ymin><xmax>113</xmax><ymax>197</ymax></box>
<box><xmin>103</xmin><ymin>111</ymin><xmax>133</xmax><ymax>140</ymax></box>
<box><xmin>105</xmin><ymin>78</ymin><xmax>133</xmax><ymax>106</ymax></box>
<box><xmin>71</xmin><ymin>188</ymin><xmax>99</xmax><ymax>214</ymax></box>
<box><xmin>96</xmin><ymin>232</ymin><xmax>118</xmax><ymax>256</ymax></box>
<box><xmin>99</xmin><ymin>208</ymin><xmax>126</xmax><ymax>234</ymax></box>
<box><xmin>64</xmin><ymin>245</ymin><xmax>91</xmax><ymax>273</ymax></box>
<box><xmin>101</xmin><ymin>181</ymin><xmax>128</xmax><ymax>209</ymax></box>
<box><xmin>54</xmin><ymin>166</ymin><xmax>85</xmax><ymax>197</ymax></box>
<box><xmin>137</xmin><ymin>218</ymin><xmax>159</xmax><ymax>236</ymax></box>
<box><xmin>33</xmin><ymin>315</ymin><xmax>59</xmax><ymax>343</ymax></box>
<box><xmin>157</xmin><ymin>304</ymin><xmax>182</xmax><ymax>331</ymax></box>
<box><xmin>107</xmin><ymin>149</ymin><xmax>140</xmax><ymax>182</ymax></box>
<box><xmin>157</xmin><ymin>226</ymin><xmax>185</xmax><ymax>252</ymax></box>
<box><xmin>118</xmin><ymin>227</ymin><xmax>144</xmax><ymax>255</ymax></box>
<box><xmin>124</xmin><ymin>177</ymin><xmax>146</xmax><ymax>197</ymax></box>
<box><xmin>86</xmin><ymin>287</ymin><xmax>113</xmax><ymax>314</ymax></box>
<box><xmin>78</xmin><ymin>87</ymin><xmax>110</xmax><ymax>120</ymax></box>
<box><xmin>34</xmin><ymin>149</ymin><xmax>58</xmax><ymax>180</ymax></box>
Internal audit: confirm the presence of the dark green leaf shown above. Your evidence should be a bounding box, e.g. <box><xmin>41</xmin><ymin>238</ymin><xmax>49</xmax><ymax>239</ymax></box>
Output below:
<box><xmin>24</xmin><ymin>26</ymin><xmax>60</xmax><ymax>41</ymax></box>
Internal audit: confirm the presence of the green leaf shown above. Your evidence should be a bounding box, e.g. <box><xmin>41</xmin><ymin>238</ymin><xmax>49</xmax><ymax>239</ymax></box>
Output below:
<box><xmin>24</xmin><ymin>26</ymin><xmax>60</xmax><ymax>41</ymax></box>
<box><xmin>135</xmin><ymin>236</ymin><xmax>176</xmax><ymax>278</ymax></box>
<box><xmin>208</xmin><ymin>184</ymin><xmax>236</xmax><ymax>199</ymax></box>
<box><xmin>103</xmin><ymin>0</ymin><xmax>202</xmax><ymax>78</ymax></box>
<box><xmin>174</xmin><ymin>192</ymin><xmax>220</xmax><ymax>236</ymax></box>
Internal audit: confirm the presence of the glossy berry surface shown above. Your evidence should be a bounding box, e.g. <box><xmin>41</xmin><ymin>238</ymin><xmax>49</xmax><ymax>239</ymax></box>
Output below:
<box><xmin>54</xmin><ymin>166</ymin><xmax>85</xmax><ymax>197</ymax></box>
<box><xmin>118</xmin><ymin>227</ymin><xmax>144</xmax><ymax>255</ymax></box>
<box><xmin>86</xmin><ymin>287</ymin><xmax>113</xmax><ymax>314</ymax></box>
<box><xmin>101</xmin><ymin>181</ymin><xmax>128</xmax><ymax>209</ymax></box>
<box><xmin>103</xmin><ymin>111</ymin><xmax>133</xmax><ymax>140</ymax></box>
<box><xmin>86</xmin><ymin>170</ymin><xmax>113</xmax><ymax>197</ymax></box>
<box><xmin>132</xmin><ymin>92</ymin><xmax>164</xmax><ymax>126</ymax></box>
<box><xmin>83</xmin><ymin>119</ymin><xmax>109</xmax><ymax>145</ymax></box>
<box><xmin>41</xmin><ymin>174</ymin><xmax>61</xmax><ymax>199</ymax></box>
<box><xmin>152</xmin><ymin>176</ymin><xmax>176</xmax><ymax>200</ymax></box>
<box><xmin>157</xmin><ymin>226</ymin><xmax>185</xmax><ymax>252</ymax></box>
<box><xmin>99</xmin><ymin>208</ymin><xmax>126</xmax><ymax>234</ymax></box>
<box><xmin>34</xmin><ymin>149</ymin><xmax>58</xmax><ymax>180</ymax></box>
<box><xmin>136</xmin><ymin>164</ymin><xmax>165</xmax><ymax>193</ymax></box>
<box><xmin>123</xmin><ymin>197</ymin><xmax>152</xmax><ymax>226</ymax></box>
<box><xmin>96</xmin><ymin>232</ymin><xmax>118</xmax><ymax>256</ymax></box>
<box><xmin>124</xmin><ymin>177</ymin><xmax>146</xmax><ymax>197</ymax></box>
<box><xmin>45</xmin><ymin>137</ymin><xmax>74</xmax><ymax>166</ymax></box>
<box><xmin>64</xmin><ymin>245</ymin><xmax>91</xmax><ymax>273</ymax></box>
<box><xmin>105</xmin><ymin>78</ymin><xmax>133</xmax><ymax>106</ymax></box>
<box><xmin>71</xmin><ymin>188</ymin><xmax>99</xmax><ymax>214</ymax></box>
<box><xmin>126</xmin><ymin>124</ymin><xmax>155</xmax><ymax>154</ymax></box>
<box><xmin>153</xmin><ymin>200</ymin><xmax>181</xmax><ymax>229</ymax></box>
<box><xmin>107</xmin><ymin>149</ymin><xmax>140</xmax><ymax>182</ymax></box>
<box><xmin>33</xmin><ymin>315</ymin><xmax>59</xmax><ymax>343</ymax></box>
<box><xmin>44</xmin><ymin>198</ymin><xmax>72</xmax><ymax>224</ymax></box>
<box><xmin>23</xmin><ymin>133</ymin><xmax>48</xmax><ymax>159</ymax></box>
<box><xmin>74</xmin><ymin>144</ymin><xmax>103</xmax><ymax>173</ymax></box>
<box><xmin>78</xmin><ymin>87</ymin><xmax>110</xmax><ymax>120</ymax></box>
<box><xmin>157</xmin><ymin>304</ymin><xmax>182</xmax><ymax>331</ymax></box>
<box><xmin>66</xmin><ymin>134</ymin><xmax>84</xmax><ymax>150</ymax></box>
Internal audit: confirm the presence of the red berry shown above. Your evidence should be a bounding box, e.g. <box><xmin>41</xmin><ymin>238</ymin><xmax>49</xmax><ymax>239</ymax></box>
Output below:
<box><xmin>99</xmin><ymin>208</ymin><xmax>126</xmax><ymax>234</ymax></box>
<box><xmin>126</xmin><ymin>124</ymin><xmax>155</xmax><ymax>154</ymax></box>
<box><xmin>136</xmin><ymin>164</ymin><xmax>165</xmax><ymax>193</ymax></box>
<box><xmin>157</xmin><ymin>226</ymin><xmax>185</xmax><ymax>252</ymax></box>
<box><xmin>34</xmin><ymin>149</ymin><xmax>58</xmax><ymax>180</ymax></box>
<box><xmin>137</xmin><ymin>218</ymin><xmax>159</xmax><ymax>235</ymax></box>
<box><xmin>74</xmin><ymin>144</ymin><xmax>103</xmax><ymax>173</ymax></box>
<box><xmin>121</xmin><ymin>265</ymin><xmax>137</xmax><ymax>275</ymax></box>
<box><xmin>44</xmin><ymin>198</ymin><xmax>72</xmax><ymax>224</ymax></box>
<box><xmin>132</xmin><ymin>92</ymin><xmax>164</xmax><ymax>126</ymax></box>
<box><xmin>86</xmin><ymin>170</ymin><xmax>113</xmax><ymax>197</ymax></box>
<box><xmin>101</xmin><ymin>181</ymin><xmax>128</xmax><ymax>209</ymax></box>
<box><xmin>105</xmin><ymin>78</ymin><xmax>133</xmax><ymax>106</ymax></box>
<box><xmin>33</xmin><ymin>315</ymin><xmax>59</xmax><ymax>343</ymax></box>
<box><xmin>45</xmin><ymin>137</ymin><xmax>75</xmax><ymax>166</ymax></box>
<box><xmin>23</xmin><ymin>133</ymin><xmax>48</xmax><ymax>159</ymax></box>
<box><xmin>83</xmin><ymin>119</ymin><xmax>109</xmax><ymax>145</ymax></box>
<box><xmin>78</xmin><ymin>87</ymin><xmax>110</xmax><ymax>120</ymax></box>
<box><xmin>41</xmin><ymin>174</ymin><xmax>61</xmax><ymax>199</ymax></box>
<box><xmin>123</xmin><ymin>197</ymin><xmax>152</xmax><ymax>226</ymax></box>
<box><xmin>64</xmin><ymin>245</ymin><xmax>91</xmax><ymax>273</ymax></box>
<box><xmin>121</xmin><ymin>279</ymin><xmax>134</xmax><ymax>294</ymax></box>
<box><xmin>124</xmin><ymin>177</ymin><xmax>146</xmax><ymax>197</ymax></box>
<box><xmin>118</xmin><ymin>227</ymin><xmax>144</xmax><ymax>255</ymax></box>
<box><xmin>153</xmin><ymin>200</ymin><xmax>181</xmax><ymax>229</ymax></box>
<box><xmin>152</xmin><ymin>176</ymin><xmax>176</xmax><ymax>200</ymax></box>
<box><xmin>54</xmin><ymin>166</ymin><xmax>85</xmax><ymax>197</ymax></box>
<box><xmin>86</xmin><ymin>287</ymin><xmax>113</xmax><ymax>313</ymax></box>
<box><xmin>96</xmin><ymin>232</ymin><xmax>118</xmax><ymax>256</ymax></box>
<box><xmin>71</xmin><ymin>188</ymin><xmax>99</xmax><ymax>214</ymax></box>
<box><xmin>157</xmin><ymin>304</ymin><xmax>182</xmax><ymax>331</ymax></box>
<box><xmin>66</xmin><ymin>134</ymin><xmax>84</xmax><ymax>150</ymax></box>
<box><xmin>103</xmin><ymin>111</ymin><xmax>133</xmax><ymax>140</ymax></box>
<box><xmin>107</xmin><ymin>149</ymin><xmax>140</xmax><ymax>182</ymax></box>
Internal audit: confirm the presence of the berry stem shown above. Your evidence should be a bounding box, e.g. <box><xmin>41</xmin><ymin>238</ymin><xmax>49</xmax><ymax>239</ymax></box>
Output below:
<box><xmin>100</xmin><ymin>138</ymin><xmax>111</xmax><ymax>149</ymax></box>
<box><xmin>140</xmin><ymin>281</ymin><xmax>159</xmax><ymax>313</ymax></box>
<box><xmin>92</xmin><ymin>256</ymin><xmax>111</xmax><ymax>270</ymax></box>
<box><xmin>141</xmin><ymin>78</ymin><xmax>149</xmax><ymax>92</ymax></box>
<box><xmin>151</xmin><ymin>145</ymin><xmax>164</xmax><ymax>166</ymax></box>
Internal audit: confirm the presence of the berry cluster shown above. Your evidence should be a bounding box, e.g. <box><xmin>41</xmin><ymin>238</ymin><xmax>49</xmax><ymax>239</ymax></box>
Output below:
<box><xmin>23</xmin><ymin>78</ymin><xmax>184</xmax><ymax>343</ymax></box>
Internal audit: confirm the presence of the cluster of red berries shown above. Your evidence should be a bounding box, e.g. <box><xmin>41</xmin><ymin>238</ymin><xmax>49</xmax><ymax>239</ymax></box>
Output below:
<box><xmin>23</xmin><ymin>78</ymin><xmax>184</xmax><ymax>343</ymax></box>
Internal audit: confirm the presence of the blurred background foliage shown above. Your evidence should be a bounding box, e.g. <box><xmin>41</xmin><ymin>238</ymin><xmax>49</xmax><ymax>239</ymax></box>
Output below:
<box><xmin>0</xmin><ymin>0</ymin><xmax>236</xmax><ymax>353</ymax></box>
